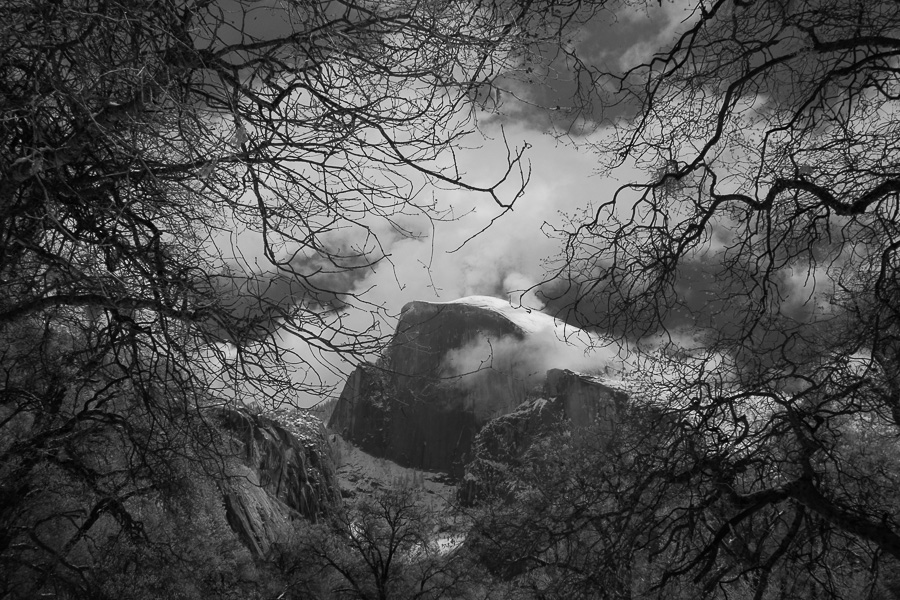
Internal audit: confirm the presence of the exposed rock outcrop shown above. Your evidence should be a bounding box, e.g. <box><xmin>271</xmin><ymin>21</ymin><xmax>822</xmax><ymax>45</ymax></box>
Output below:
<box><xmin>215</xmin><ymin>409</ymin><xmax>341</xmax><ymax>557</ymax></box>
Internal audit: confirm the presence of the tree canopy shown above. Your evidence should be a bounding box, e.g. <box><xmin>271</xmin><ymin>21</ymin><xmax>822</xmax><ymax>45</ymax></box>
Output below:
<box><xmin>7</xmin><ymin>0</ymin><xmax>900</xmax><ymax>597</ymax></box>
<box><xmin>533</xmin><ymin>0</ymin><xmax>900</xmax><ymax>597</ymax></box>
<box><xmin>0</xmin><ymin>0</ymin><xmax>592</xmax><ymax>595</ymax></box>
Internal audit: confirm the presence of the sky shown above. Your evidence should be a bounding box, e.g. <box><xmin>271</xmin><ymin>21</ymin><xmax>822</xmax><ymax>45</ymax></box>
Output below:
<box><xmin>286</xmin><ymin>2</ymin><xmax>704</xmax><ymax>405</ymax></box>
<box><xmin>207</xmin><ymin>0</ymin><xmax>742</xmax><ymax>406</ymax></box>
<box><xmin>203</xmin><ymin>0</ymin><xmax>863</xmax><ymax>408</ymax></box>
<box><xmin>263</xmin><ymin>117</ymin><xmax>622</xmax><ymax>405</ymax></box>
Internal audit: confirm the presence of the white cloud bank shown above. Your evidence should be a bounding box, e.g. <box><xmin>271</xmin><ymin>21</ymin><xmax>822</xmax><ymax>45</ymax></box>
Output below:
<box><xmin>434</xmin><ymin>295</ymin><xmax>627</xmax><ymax>387</ymax></box>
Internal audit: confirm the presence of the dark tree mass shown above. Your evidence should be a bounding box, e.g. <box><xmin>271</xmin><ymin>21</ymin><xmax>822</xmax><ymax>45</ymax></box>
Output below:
<box><xmin>4</xmin><ymin>0</ymin><xmax>900</xmax><ymax>598</ymax></box>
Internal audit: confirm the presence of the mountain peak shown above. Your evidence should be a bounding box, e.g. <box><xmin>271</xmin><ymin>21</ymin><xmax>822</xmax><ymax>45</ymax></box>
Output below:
<box><xmin>330</xmin><ymin>297</ymin><xmax>626</xmax><ymax>475</ymax></box>
<box><xmin>402</xmin><ymin>295</ymin><xmax>593</xmax><ymax>341</ymax></box>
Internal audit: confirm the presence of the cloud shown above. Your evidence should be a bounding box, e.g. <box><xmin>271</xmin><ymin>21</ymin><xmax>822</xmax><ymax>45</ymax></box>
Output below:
<box><xmin>440</xmin><ymin>303</ymin><xmax>628</xmax><ymax>392</ymax></box>
<box><xmin>442</xmin><ymin>331</ymin><xmax>625</xmax><ymax>386</ymax></box>
<box><xmin>601</xmin><ymin>0</ymin><xmax>702</xmax><ymax>72</ymax></box>
<box><xmin>482</xmin><ymin>0</ymin><xmax>703</xmax><ymax>130</ymax></box>
<box><xmin>201</xmin><ymin>250</ymin><xmax>372</xmax><ymax>344</ymax></box>
<box><xmin>503</xmin><ymin>271</ymin><xmax>545</xmax><ymax>309</ymax></box>
<box><xmin>344</xmin><ymin>122</ymin><xmax>618</xmax><ymax>305</ymax></box>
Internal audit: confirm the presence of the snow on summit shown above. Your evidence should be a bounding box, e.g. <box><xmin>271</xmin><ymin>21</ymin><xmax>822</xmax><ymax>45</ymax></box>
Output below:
<box><xmin>430</xmin><ymin>295</ymin><xmax>626</xmax><ymax>380</ymax></box>
<box><xmin>441</xmin><ymin>295</ymin><xmax>566</xmax><ymax>334</ymax></box>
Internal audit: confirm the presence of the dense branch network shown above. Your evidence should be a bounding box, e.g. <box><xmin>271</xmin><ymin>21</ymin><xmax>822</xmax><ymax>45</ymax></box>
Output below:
<box><xmin>525</xmin><ymin>0</ymin><xmax>900</xmax><ymax>597</ymax></box>
<box><xmin>0</xmin><ymin>0</ymin><xmax>599</xmax><ymax>596</ymax></box>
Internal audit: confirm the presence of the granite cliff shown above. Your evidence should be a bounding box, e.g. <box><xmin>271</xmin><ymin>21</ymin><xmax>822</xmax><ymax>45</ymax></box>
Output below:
<box><xmin>215</xmin><ymin>409</ymin><xmax>341</xmax><ymax>557</ymax></box>
<box><xmin>328</xmin><ymin>296</ymin><xmax>628</xmax><ymax>477</ymax></box>
<box><xmin>459</xmin><ymin>369</ymin><xmax>628</xmax><ymax>504</ymax></box>
<box><xmin>329</xmin><ymin>298</ymin><xmax>534</xmax><ymax>475</ymax></box>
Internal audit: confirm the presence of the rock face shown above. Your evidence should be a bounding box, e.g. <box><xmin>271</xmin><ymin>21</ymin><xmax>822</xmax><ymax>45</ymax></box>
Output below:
<box><xmin>215</xmin><ymin>409</ymin><xmax>341</xmax><ymax>558</ymax></box>
<box><xmin>329</xmin><ymin>296</ymin><xmax>628</xmax><ymax>477</ymax></box>
<box><xmin>459</xmin><ymin>369</ymin><xmax>628</xmax><ymax>504</ymax></box>
<box><xmin>329</xmin><ymin>299</ymin><xmax>535</xmax><ymax>475</ymax></box>
<box><xmin>545</xmin><ymin>368</ymin><xmax>627</xmax><ymax>432</ymax></box>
